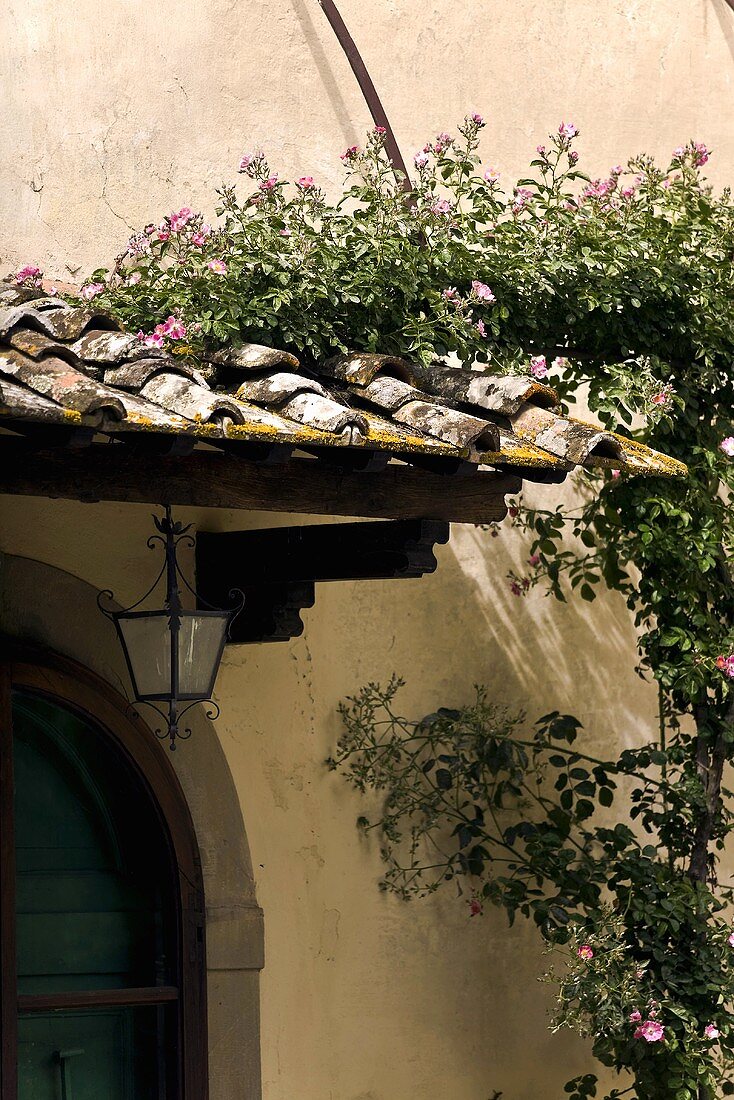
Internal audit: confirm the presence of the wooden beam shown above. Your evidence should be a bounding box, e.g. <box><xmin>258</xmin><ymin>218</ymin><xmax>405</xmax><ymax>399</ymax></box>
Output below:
<box><xmin>220</xmin><ymin>581</ymin><xmax>316</xmax><ymax>645</ymax></box>
<box><xmin>0</xmin><ymin>438</ymin><xmax>520</xmax><ymax>524</ymax></box>
<box><xmin>198</xmin><ymin>519</ymin><xmax>450</xmax><ymax>586</ymax></box>
<box><xmin>197</xmin><ymin>520</ymin><xmax>451</xmax><ymax>643</ymax></box>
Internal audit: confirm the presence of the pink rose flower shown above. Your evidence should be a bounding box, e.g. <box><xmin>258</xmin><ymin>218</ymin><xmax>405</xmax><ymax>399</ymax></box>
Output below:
<box><xmin>191</xmin><ymin>232</ymin><xmax>206</xmax><ymax>247</ymax></box>
<box><xmin>728</xmin><ymin>931</ymin><xmax>734</xmax><ymax>947</ymax></box>
<box><xmin>207</xmin><ymin>259</ymin><xmax>228</xmax><ymax>275</ymax></box>
<box><xmin>469</xmin><ymin>898</ymin><xmax>482</xmax><ymax>916</ymax></box>
<box><xmin>475</xmin><ymin>319</ymin><xmax>487</xmax><ymax>338</ymax></box>
<box><xmin>80</xmin><ymin>282</ymin><xmax>105</xmax><ymax>300</ymax></box>
<box><xmin>552</xmin><ymin>356</ymin><xmax>568</xmax><ymax>369</ymax></box>
<box><xmin>161</xmin><ymin>315</ymin><xmax>186</xmax><ymax>340</ymax></box>
<box><xmin>14</xmin><ymin>264</ymin><xmax>43</xmax><ymax>285</ymax></box>
<box><xmin>469</xmin><ymin>112</ymin><xmax>484</xmax><ymax>126</ymax></box>
<box><xmin>434</xmin><ymin>132</ymin><xmax>453</xmax><ymax>154</ymax></box>
<box><xmin>629</xmin><ymin>1010</ymin><xmax>642</xmax><ymax>1023</ymax></box>
<box><xmin>720</xmin><ymin>436</ymin><xmax>734</xmax><ymax>457</ymax></box>
<box><xmin>143</xmin><ymin>332</ymin><xmax>165</xmax><ymax>349</ymax></box>
<box><xmin>568</xmin><ymin>150</ymin><xmax>579</xmax><ymax>165</ymax></box>
<box><xmin>611</xmin><ymin>469</ymin><xmax>621</xmax><ymax>479</ymax></box>
<box><xmin>430</xmin><ymin>198</ymin><xmax>453</xmax><ymax>216</ymax></box>
<box><xmin>238</xmin><ymin>151</ymin><xmax>264</xmax><ymax>175</ymax></box>
<box><xmin>296</xmin><ymin>176</ymin><xmax>315</xmax><ymax>190</ymax></box>
<box><xmin>414</xmin><ymin>150</ymin><xmax>429</xmax><ymax>169</ymax></box>
<box><xmin>704</xmin><ymin>1024</ymin><xmax>720</xmax><ymax>1040</ymax></box>
<box><xmin>374</xmin><ymin>125</ymin><xmax>387</xmax><ymax>135</ymax></box>
<box><xmin>169</xmin><ymin>207</ymin><xmax>193</xmax><ymax>231</ymax></box>
<box><xmin>442</xmin><ymin>287</ymin><xmax>459</xmax><ymax>303</ymax></box>
<box><xmin>528</xmin><ymin>553</ymin><xmax>540</xmax><ymax>567</ymax></box>
<box><xmin>483</xmin><ymin>167</ymin><xmax>500</xmax><ymax>183</ymax></box>
<box><xmin>577</xmin><ymin>945</ymin><xmax>594</xmax><ymax>960</ymax></box>
<box><xmin>259</xmin><ymin>175</ymin><xmax>278</xmax><ymax>192</ymax></box>
<box><xmin>634</xmin><ymin>1020</ymin><xmax>665</xmax><ymax>1043</ymax></box>
<box><xmin>558</xmin><ymin>121</ymin><xmax>578</xmax><ymax>139</ymax></box>
<box><xmin>693</xmin><ymin>142</ymin><xmax>709</xmax><ymax>167</ymax></box>
<box><xmin>530</xmin><ymin>355</ymin><xmax>548</xmax><ymax>379</ymax></box>
<box><xmin>471</xmin><ymin>280</ymin><xmax>496</xmax><ymax>303</ymax></box>
<box><xmin>536</xmin><ymin>145</ymin><xmax>546</xmax><ymax>156</ymax></box>
<box><xmin>279</xmin><ymin>228</ymin><xmax>291</xmax><ymax>237</ymax></box>
<box><xmin>651</xmin><ymin>385</ymin><xmax>674</xmax><ymax>408</ymax></box>
<box><xmin>512</xmin><ymin>187</ymin><xmax>533</xmax><ymax>213</ymax></box>
<box><xmin>716</xmin><ymin>657</ymin><xmax>734</xmax><ymax>680</ymax></box>
<box><xmin>340</xmin><ymin>145</ymin><xmax>359</xmax><ymax>162</ymax></box>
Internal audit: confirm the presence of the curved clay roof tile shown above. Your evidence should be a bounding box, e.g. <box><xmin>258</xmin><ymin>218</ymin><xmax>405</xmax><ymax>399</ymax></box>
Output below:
<box><xmin>207</xmin><ymin>344</ymin><xmax>300</xmax><ymax>371</ymax></box>
<box><xmin>319</xmin><ymin>352</ymin><xmax>423</xmax><ymax>388</ymax></box>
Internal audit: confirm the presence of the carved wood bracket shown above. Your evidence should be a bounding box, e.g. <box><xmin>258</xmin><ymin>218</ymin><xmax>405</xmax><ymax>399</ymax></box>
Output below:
<box><xmin>196</xmin><ymin>519</ymin><xmax>451</xmax><ymax>643</ymax></box>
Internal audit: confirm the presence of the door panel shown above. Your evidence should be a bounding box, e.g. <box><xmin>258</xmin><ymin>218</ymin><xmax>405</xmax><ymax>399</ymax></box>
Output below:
<box><xmin>12</xmin><ymin>692</ymin><xmax>176</xmax><ymax>1098</ymax></box>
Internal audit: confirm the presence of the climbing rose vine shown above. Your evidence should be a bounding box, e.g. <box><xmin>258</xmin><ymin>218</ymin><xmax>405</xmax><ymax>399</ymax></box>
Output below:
<box><xmin>18</xmin><ymin>114</ymin><xmax>731</xmax><ymax>1100</ymax></box>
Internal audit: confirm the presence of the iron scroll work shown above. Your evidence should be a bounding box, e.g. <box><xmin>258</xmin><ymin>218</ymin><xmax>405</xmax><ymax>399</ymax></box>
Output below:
<box><xmin>99</xmin><ymin>506</ymin><xmax>244</xmax><ymax>749</ymax></box>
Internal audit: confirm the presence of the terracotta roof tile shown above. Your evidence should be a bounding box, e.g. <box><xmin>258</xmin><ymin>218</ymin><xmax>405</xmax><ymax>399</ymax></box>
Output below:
<box><xmin>0</xmin><ymin>285</ymin><xmax>687</xmax><ymax>481</ymax></box>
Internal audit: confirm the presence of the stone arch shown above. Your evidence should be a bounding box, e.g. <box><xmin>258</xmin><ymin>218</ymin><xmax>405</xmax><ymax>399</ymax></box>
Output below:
<box><xmin>0</xmin><ymin>552</ymin><xmax>263</xmax><ymax>1100</ymax></box>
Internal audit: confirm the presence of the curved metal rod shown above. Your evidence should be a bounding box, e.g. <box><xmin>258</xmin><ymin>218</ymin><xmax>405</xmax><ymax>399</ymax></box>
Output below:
<box><xmin>97</xmin><ymin>558</ymin><xmax>168</xmax><ymax>618</ymax></box>
<box><xmin>176</xmin><ymin>700</ymin><xmax>221</xmax><ymax>724</ymax></box>
<box><xmin>173</xmin><ymin>554</ymin><xmax>245</xmax><ymax>620</ymax></box>
<box><xmin>316</xmin><ymin>0</ymin><xmax>413</xmax><ymax>193</ymax></box>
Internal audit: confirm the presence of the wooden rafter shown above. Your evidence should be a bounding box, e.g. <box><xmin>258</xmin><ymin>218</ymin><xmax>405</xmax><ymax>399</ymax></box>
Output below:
<box><xmin>0</xmin><ymin>439</ymin><xmax>519</xmax><ymax>525</ymax></box>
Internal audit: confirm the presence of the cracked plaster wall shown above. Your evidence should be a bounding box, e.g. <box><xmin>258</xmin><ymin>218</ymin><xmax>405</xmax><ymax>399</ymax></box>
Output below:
<box><xmin>2</xmin><ymin>1</ymin><xmax>734</xmax><ymax>1097</ymax></box>
<box><xmin>1</xmin><ymin>0</ymin><xmax>734</xmax><ymax>275</ymax></box>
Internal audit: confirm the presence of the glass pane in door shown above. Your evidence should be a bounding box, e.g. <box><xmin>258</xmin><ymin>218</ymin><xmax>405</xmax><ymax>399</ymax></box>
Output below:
<box><xmin>18</xmin><ymin>1006</ymin><xmax>172</xmax><ymax>1100</ymax></box>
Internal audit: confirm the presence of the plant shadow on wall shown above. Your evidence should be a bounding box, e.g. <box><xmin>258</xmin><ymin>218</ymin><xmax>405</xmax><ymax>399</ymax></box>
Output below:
<box><xmin>16</xmin><ymin>111</ymin><xmax>734</xmax><ymax>1100</ymax></box>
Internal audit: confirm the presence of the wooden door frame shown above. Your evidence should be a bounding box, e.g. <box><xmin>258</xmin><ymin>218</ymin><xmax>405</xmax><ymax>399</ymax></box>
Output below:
<box><xmin>0</xmin><ymin>641</ymin><xmax>209</xmax><ymax>1100</ymax></box>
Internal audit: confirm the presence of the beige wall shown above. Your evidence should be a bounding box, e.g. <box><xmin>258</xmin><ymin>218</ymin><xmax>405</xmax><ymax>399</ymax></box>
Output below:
<box><xmin>2</xmin><ymin>0</ymin><xmax>734</xmax><ymax>276</ymax></box>
<box><xmin>0</xmin><ymin>494</ymin><xmax>655</xmax><ymax>1099</ymax></box>
<box><xmin>2</xmin><ymin>2</ymin><xmax>734</xmax><ymax>1097</ymax></box>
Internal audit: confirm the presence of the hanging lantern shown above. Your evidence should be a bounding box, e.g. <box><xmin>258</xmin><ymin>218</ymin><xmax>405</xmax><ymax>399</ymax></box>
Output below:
<box><xmin>99</xmin><ymin>506</ymin><xmax>243</xmax><ymax>749</ymax></box>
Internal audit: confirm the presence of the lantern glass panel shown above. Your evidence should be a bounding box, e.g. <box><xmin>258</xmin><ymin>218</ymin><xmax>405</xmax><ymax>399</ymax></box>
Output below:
<box><xmin>117</xmin><ymin>612</ymin><xmax>171</xmax><ymax>700</ymax></box>
<box><xmin>178</xmin><ymin>613</ymin><xmax>229</xmax><ymax>697</ymax></box>
<box><xmin>118</xmin><ymin>611</ymin><xmax>229</xmax><ymax>702</ymax></box>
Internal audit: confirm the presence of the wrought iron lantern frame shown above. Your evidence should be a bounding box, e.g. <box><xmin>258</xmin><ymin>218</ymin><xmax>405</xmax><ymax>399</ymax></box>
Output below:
<box><xmin>99</xmin><ymin>505</ymin><xmax>243</xmax><ymax>749</ymax></box>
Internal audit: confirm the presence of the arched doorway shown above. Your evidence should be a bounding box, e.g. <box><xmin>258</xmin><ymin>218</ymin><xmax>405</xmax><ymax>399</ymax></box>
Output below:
<box><xmin>0</xmin><ymin>655</ymin><xmax>208</xmax><ymax>1100</ymax></box>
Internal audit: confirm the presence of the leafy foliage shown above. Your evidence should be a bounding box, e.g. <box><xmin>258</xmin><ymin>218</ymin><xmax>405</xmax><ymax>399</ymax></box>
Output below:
<box><xmin>331</xmin><ymin>682</ymin><xmax>734</xmax><ymax>1099</ymax></box>
<box><xmin>63</xmin><ymin>115</ymin><xmax>734</xmax><ymax>1099</ymax></box>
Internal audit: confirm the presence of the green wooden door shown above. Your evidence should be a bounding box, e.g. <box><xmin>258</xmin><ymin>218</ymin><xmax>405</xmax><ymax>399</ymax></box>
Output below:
<box><xmin>13</xmin><ymin>693</ymin><xmax>176</xmax><ymax>1099</ymax></box>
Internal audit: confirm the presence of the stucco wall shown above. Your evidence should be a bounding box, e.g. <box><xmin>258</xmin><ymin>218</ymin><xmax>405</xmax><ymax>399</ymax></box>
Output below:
<box><xmin>2</xmin><ymin>2</ymin><xmax>734</xmax><ymax>1097</ymax></box>
<box><xmin>0</xmin><ymin>495</ymin><xmax>655</xmax><ymax>1099</ymax></box>
<box><xmin>2</xmin><ymin>0</ymin><xmax>734</xmax><ymax>276</ymax></box>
